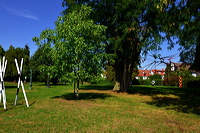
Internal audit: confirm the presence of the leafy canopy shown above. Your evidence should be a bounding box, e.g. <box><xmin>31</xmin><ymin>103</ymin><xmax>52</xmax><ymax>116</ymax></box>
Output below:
<box><xmin>33</xmin><ymin>5</ymin><xmax>108</xmax><ymax>83</ymax></box>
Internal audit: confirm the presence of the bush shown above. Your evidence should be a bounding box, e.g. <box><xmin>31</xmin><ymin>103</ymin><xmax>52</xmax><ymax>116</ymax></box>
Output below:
<box><xmin>90</xmin><ymin>76</ymin><xmax>111</xmax><ymax>84</ymax></box>
<box><xmin>138</xmin><ymin>79</ymin><xmax>151</xmax><ymax>85</ymax></box>
<box><xmin>149</xmin><ymin>74</ymin><xmax>162</xmax><ymax>80</ymax></box>
<box><xmin>132</xmin><ymin>78</ymin><xmax>140</xmax><ymax>85</ymax></box>
<box><xmin>136</xmin><ymin>78</ymin><xmax>163</xmax><ymax>86</ymax></box>
<box><xmin>154</xmin><ymin>79</ymin><xmax>163</xmax><ymax>86</ymax></box>
<box><xmin>186</xmin><ymin>78</ymin><xmax>200</xmax><ymax>88</ymax></box>
<box><xmin>163</xmin><ymin>73</ymin><xmax>178</xmax><ymax>86</ymax></box>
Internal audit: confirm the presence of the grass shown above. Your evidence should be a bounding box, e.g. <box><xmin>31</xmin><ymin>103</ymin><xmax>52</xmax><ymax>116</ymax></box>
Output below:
<box><xmin>0</xmin><ymin>82</ymin><xmax>200</xmax><ymax>132</ymax></box>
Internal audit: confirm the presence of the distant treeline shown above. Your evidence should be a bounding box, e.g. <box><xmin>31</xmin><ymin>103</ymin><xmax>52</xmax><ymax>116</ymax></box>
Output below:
<box><xmin>0</xmin><ymin>45</ymin><xmax>61</xmax><ymax>84</ymax></box>
<box><xmin>0</xmin><ymin>45</ymin><xmax>30</xmax><ymax>82</ymax></box>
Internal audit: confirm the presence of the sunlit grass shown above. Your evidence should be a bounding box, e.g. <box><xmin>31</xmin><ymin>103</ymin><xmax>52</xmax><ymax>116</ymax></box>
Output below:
<box><xmin>0</xmin><ymin>82</ymin><xmax>199</xmax><ymax>132</ymax></box>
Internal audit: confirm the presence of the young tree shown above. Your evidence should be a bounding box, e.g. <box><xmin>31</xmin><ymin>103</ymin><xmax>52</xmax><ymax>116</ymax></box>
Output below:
<box><xmin>55</xmin><ymin>5</ymin><xmax>107</xmax><ymax>87</ymax></box>
<box><xmin>33</xmin><ymin>5</ymin><xmax>107</xmax><ymax>92</ymax></box>
<box><xmin>30</xmin><ymin>45</ymin><xmax>57</xmax><ymax>85</ymax></box>
<box><xmin>33</xmin><ymin>29</ymin><xmax>57</xmax><ymax>87</ymax></box>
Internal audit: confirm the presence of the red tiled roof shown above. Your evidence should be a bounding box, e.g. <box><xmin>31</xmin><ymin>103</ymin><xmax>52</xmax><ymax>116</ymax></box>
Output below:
<box><xmin>137</xmin><ymin>70</ymin><xmax>151</xmax><ymax>77</ymax></box>
<box><xmin>151</xmin><ymin>69</ymin><xmax>165</xmax><ymax>75</ymax></box>
<box><xmin>137</xmin><ymin>69</ymin><xmax>165</xmax><ymax>77</ymax></box>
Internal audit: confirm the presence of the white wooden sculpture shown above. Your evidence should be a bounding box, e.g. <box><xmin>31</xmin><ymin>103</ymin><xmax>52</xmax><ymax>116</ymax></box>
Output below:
<box><xmin>14</xmin><ymin>58</ymin><xmax>29</xmax><ymax>107</ymax></box>
<box><xmin>0</xmin><ymin>56</ymin><xmax>7</xmax><ymax>109</ymax></box>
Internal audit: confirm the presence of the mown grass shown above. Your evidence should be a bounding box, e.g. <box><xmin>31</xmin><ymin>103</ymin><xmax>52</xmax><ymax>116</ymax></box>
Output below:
<box><xmin>0</xmin><ymin>82</ymin><xmax>200</xmax><ymax>132</ymax></box>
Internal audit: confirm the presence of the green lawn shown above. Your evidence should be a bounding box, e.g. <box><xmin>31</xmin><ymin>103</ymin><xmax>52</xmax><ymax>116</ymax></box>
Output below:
<box><xmin>0</xmin><ymin>82</ymin><xmax>200</xmax><ymax>132</ymax></box>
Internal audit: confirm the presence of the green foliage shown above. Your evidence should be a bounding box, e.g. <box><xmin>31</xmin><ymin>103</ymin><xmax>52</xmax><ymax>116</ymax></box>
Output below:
<box><xmin>149</xmin><ymin>74</ymin><xmax>162</xmax><ymax>80</ymax></box>
<box><xmin>137</xmin><ymin>79</ymin><xmax>163</xmax><ymax>86</ymax></box>
<box><xmin>33</xmin><ymin>5</ymin><xmax>108</xmax><ymax>86</ymax></box>
<box><xmin>54</xmin><ymin>5</ymin><xmax>107</xmax><ymax>82</ymax></box>
<box><xmin>154</xmin><ymin>79</ymin><xmax>163</xmax><ymax>86</ymax></box>
<box><xmin>32</xmin><ymin>28</ymin><xmax>57</xmax><ymax>84</ymax></box>
<box><xmin>62</xmin><ymin>0</ymin><xmax>182</xmax><ymax>92</ymax></box>
<box><xmin>30</xmin><ymin>46</ymin><xmax>57</xmax><ymax>83</ymax></box>
<box><xmin>4</xmin><ymin>45</ymin><xmax>30</xmax><ymax>81</ymax></box>
<box><xmin>138</xmin><ymin>79</ymin><xmax>151</xmax><ymax>85</ymax></box>
<box><xmin>168</xmin><ymin>0</ymin><xmax>200</xmax><ymax>71</ymax></box>
<box><xmin>164</xmin><ymin>64</ymin><xmax>178</xmax><ymax>86</ymax></box>
<box><xmin>187</xmin><ymin>79</ymin><xmax>200</xmax><ymax>88</ymax></box>
<box><xmin>164</xmin><ymin>65</ymin><xmax>196</xmax><ymax>87</ymax></box>
<box><xmin>104</xmin><ymin>65</ymin><xmax>115</xmax><ymax>82</ymax></box>
<box><xmin>0</xmin><ymin>45</ymin><xmax>5</xmax><ymax>58</ymax></box>
<box><xmin>131</xmin><ymin>78</ymin><xmax>139</xmax><ymax>85</ymax></box>
<box><xmin>163</xmin><ymin>72</ymin><xmax>178</xmax><ymax>86</ymax></box>
<box><xmin>184</xmin><ymin>76</ymin><xmax>200</xmax><ymax>88</ymax></box>
<box><xmin>136</xmin><ymin>74</ymin><xmax>163</xmax><ymax>86</ymax></box>
<box><xmin>89</xmin><ymin>75</ymin><xmax>110</xmax><ymax>84</ymax></box>
<box><xmin>178</xmin><ymin>69</ymin><xmax>194</xmax><ymax>87</ymax></box>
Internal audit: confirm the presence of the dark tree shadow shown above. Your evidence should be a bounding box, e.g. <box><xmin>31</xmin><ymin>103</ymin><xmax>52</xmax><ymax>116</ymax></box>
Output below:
<box><xmin>5</xmin><ymin>86</ymin><xmax>17</xmax><ymax>89</ymax></box>
<box><xmin>147</xmin><ymin>95</ymin><xmax>200</xmax><ymax>115</ymax></box>
<box><xmin>129</xmin><ymin>86</ymin><xmax>200</xmax><ymax>115</ymax></box>
<box><xmin>52</xmin><ymin>92</ymin><xmax>115</xmax><ymax>101</ymax></box>
<box><xmin>36</xmin><ymin>83</ymin><xmax>71</xmax><ymax>86</ymax></box>
<box><xmin>128</xmin><ymin>86</ymin><xmax>186</xmax><ymax>96</ymax></box>
<box><xmin>80</xmin><ymin>84</ymin><xmax>114</xmax><ymax>90</ymax></box>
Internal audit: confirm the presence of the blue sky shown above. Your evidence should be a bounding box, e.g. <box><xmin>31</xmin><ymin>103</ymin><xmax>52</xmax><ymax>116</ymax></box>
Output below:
<box><xmin>0</xmin><ymin>0</ymin><xmax>64</xmax><ymax>55</ymax></box>
<box><xmin>0</xmin><ymin>0</ymin><xmax>180</xmax><ymax>70</ymax></box>
<box><xmin>140</xmin><ymin>41</ymin><xmax>180</xmax><ymax>70</ymax></box>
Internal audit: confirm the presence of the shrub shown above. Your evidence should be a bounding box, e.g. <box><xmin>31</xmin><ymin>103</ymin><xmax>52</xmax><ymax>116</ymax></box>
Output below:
<box><xmin>149</xmin><ymin>74</ymin><xmax>162</xmax><ymax>80</ymax></box>
<box><xmin>163</xmin><ymin>73</ymin><xmax>178</xmax><ymax>86</ymax></box>
<box><xmin>132</xmin><ymin>78</ymin><xmax>140</xmax><ymax>85</ymax></box>
<box><xmin>154</xmin><ymin>79</ymin><xmax>163</xmax><ymax>86</ymax></box>
<box><xmin>136</xmin><ymin>78</ymin><xmax>163</xmax><ymax>86</ymax></box>
<box><xmin>186</xmin><ymin>78</ymin><xmax>200</xmax><ymax>88</ymax></box>
<box><xmin>90</xmin><ymin>76</ymin><xmax>111</xmax><ymax>84</ymax></box>
<box><xmin>137</xmin><ymin>79</ymin><xmax>151</xmax><ymax>85</ymax></box>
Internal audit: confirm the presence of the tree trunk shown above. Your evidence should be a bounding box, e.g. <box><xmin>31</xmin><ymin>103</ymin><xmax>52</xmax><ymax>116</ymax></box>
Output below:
<box><xmin>73</xmin><ymin>81</ymin><xmax>79</xmax><ymax>100</ymax></box>
<box><xmin>113</xmin><ymin>81</ymin><xmax>120</xmax><ymax>91</ymax></box>
<box><xmin>113</xmin><ymin>56</ymin><xmax>135</xmax><ymax>92</ymax></box>
<box><xmin>112</xmin><ymin>40</ymin><xmax>141</xmax><ymax>92</ymax></box>
<box><xmin>113</xmin><ymin>62</ymin><xmax>132</xmax><ymax>92</ymax></box>
<box><xmin>47</xmin><ymin>74</ymin><xmax>50</xmax><ymax>88</ymax></box>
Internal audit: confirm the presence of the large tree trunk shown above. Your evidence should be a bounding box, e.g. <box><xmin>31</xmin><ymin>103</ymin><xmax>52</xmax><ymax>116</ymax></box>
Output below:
<box><xmin>113</xmin><ymin>40</ymin><xmax>140</xmax><ymax>92</ymax></box>
<box><xmin>113</xmin><ymin>60</ymin><xmax>132</xmax><ymax>92</ymax></box>
<box><xmin>113</xmin><ymin>81</ymin><xmax>120</xmax><ymax>91</ymax></box>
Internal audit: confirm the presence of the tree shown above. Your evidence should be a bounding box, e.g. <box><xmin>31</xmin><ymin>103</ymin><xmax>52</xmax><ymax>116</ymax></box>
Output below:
<box><xmin>33</xmin><ymin>5</ymin><xmax>107</xmax><ymax>92</ymax></box>
<box><xmin>5</xmin><ymin>45</ymin><xmax>17</xmax><ymax>81</ymax></box>
<box><xmin>163</xmin><ymin>64</ymin><xmax>177</xmax><ymax>86</ymax></box>
<box><xmin>33</xmin><ymin>29</ymin><xmax>58</xmax><ymax>87</ymax></box>
<box><xmin>0</xmin><ymin>45</ymin><xmax>5</xmax><ymax>58</ymax></box>
<box><xmin>22</xmin><ymin>44</ymin><xmax>31</xmax><ymax>81</ymax></box>
<box><xmin>104</xmin><ymin>65</ymin><xmax>115</xmax><ymax>83</ymax></box>
<box><xmin>30</xmin><ymin>45</ymin><xmax>57</xmax><ymax>85</ymax></box>
<box><xmin>149</xmin><ymin>74</ymin><xmax>162</xmax><ymax>80</ymax></box>
<box><xmin>62</xmin><ymin>0</ymin><xmax>175</xmax><ymax>92</ymax></box>
<box><xmin>4</xmin><ymin>45</ymin><xmax>30</xmax><ymax>81</ymax></box>
<box><xmin>169</xmin><ymin>0</ymin><xmax>200</xmax><ymax>71</ymax></box>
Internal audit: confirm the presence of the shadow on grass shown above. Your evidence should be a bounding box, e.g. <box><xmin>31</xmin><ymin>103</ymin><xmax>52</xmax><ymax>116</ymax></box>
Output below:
<box><xmin>37</xmin><ymin>83</ymin><xmax>72</xmax><ymax>87</ymax></box>
<box><xmin>129</xmin><ymin>85</ymin><xmax>200</xmax><ymax>115</ymax></box>
<box><xmin>5</xmin><ymin>86</ymin><xmax>17</xmax><ymax>89</ymax></box>
<box><xmin>80</xmin><ymin>84</ymin><xmax>114</xmax><ymax>90</ymax></box>
<box><xmin>52</xmin><ymin>92</ymin><xmax>114</xmax><ymax>101</ymax></box>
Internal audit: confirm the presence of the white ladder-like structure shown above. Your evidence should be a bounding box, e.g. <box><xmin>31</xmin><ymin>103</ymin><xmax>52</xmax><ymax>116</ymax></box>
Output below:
<box><xmin>14</xmin><ymin>58</ymin><xmax>29</xmax><ymax>107</ymax></box>
<box><xmin>0</xmin><ymin>57</ymin><xmax>7</xmax><ymax>109</ymax></box>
